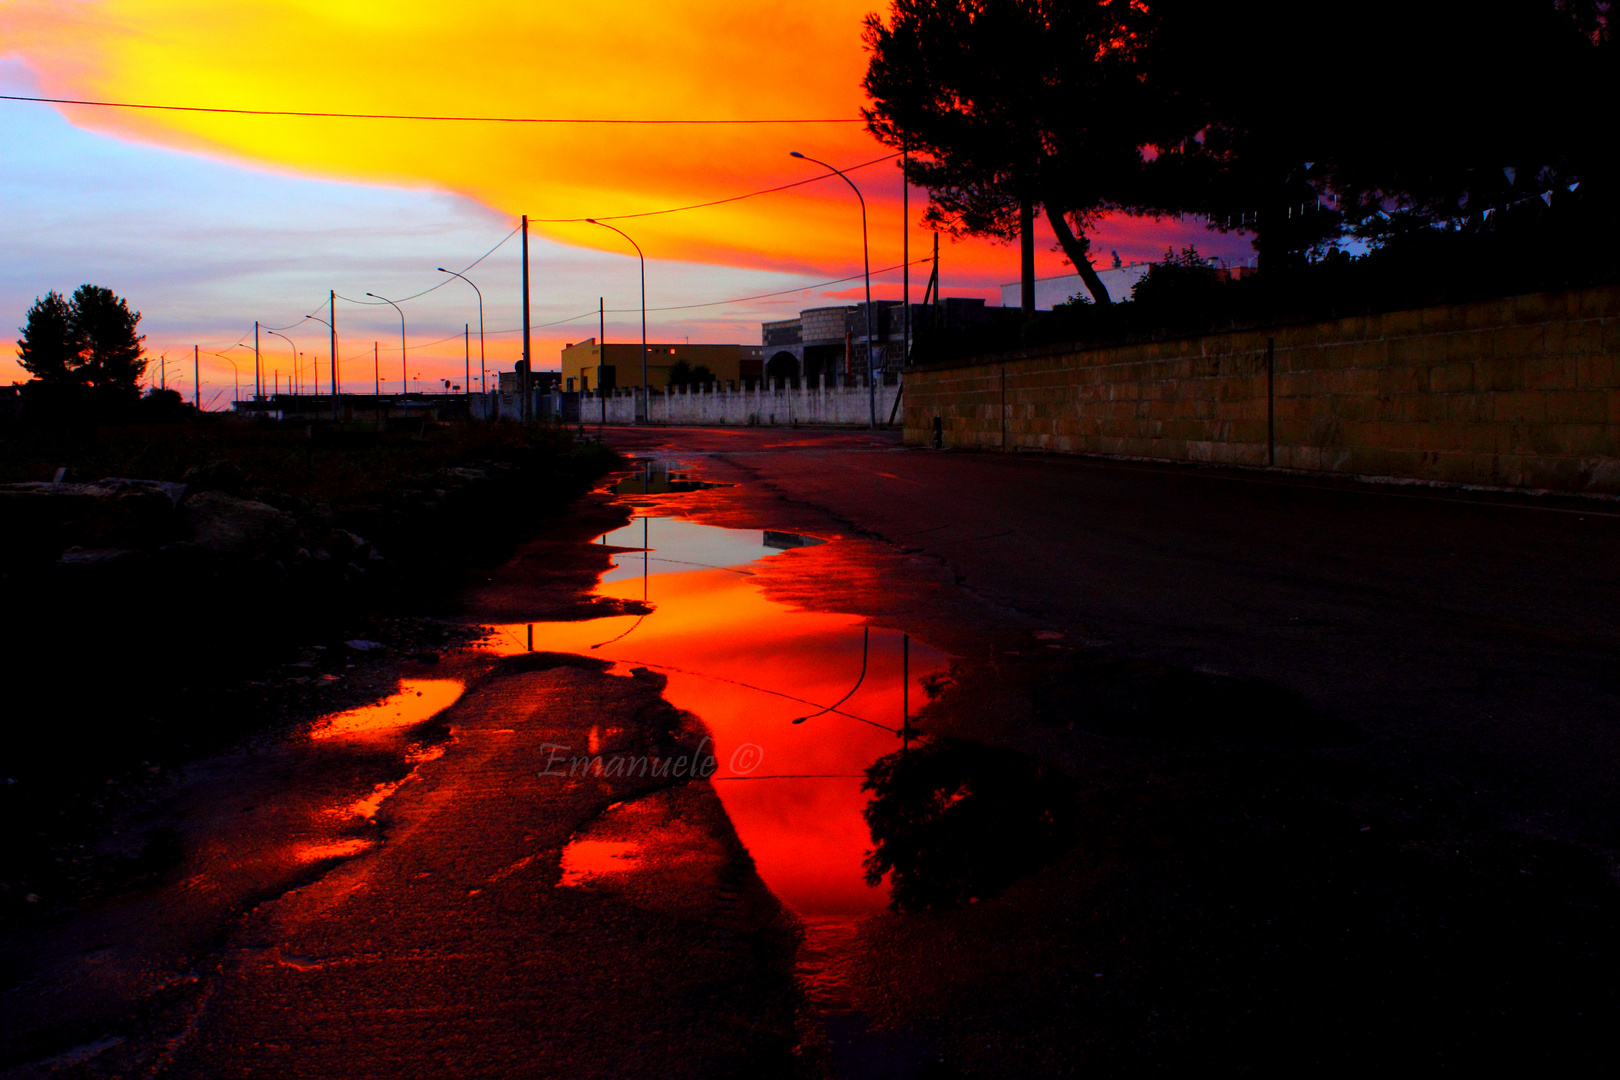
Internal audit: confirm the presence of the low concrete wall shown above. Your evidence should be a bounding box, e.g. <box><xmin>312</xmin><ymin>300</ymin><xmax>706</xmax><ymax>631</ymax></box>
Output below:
<box><xmin>904</xmin><ymin>285</ymin><xmax>1620</xmax><ymax>493</ymax></box>
<box><xmin>577</xmin><ymin>378</ymin><xmax>900</xmax><ymax>427</ymax></box>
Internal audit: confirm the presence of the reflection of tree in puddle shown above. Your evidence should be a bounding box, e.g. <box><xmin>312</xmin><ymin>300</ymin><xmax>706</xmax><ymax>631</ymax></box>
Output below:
<box><xmin>861</xmin><ymin>738</ymin><xmax>1074</xmax><ymax>912</ymax></box>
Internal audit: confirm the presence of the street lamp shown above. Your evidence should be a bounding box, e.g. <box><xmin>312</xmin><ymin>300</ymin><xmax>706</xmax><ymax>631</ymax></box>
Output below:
<box><xmin>438</xmin><ymin>268</ymin><xmax>486</xmax><ymax>396</ymax></box>
<box><xmin>209</xmin><ymin>351</ymin><xmax>241</xmax><ymax>405</ymax></box>
<box><xmin>263</xmin><ymin>329</ymin><xmax>296</xmax><ymax>400</ymax></box>
<box><xmin>367</xmin><ymin>293</ymin><xmax>407</xmax><ymax>396</ymax></box>
<box><xmin>791</xmin><ymin>150</ymin><xmax>875</xmax><ymax>428</ymax></box>
<box><xmin>304</xmin><ymin>311</ymin><xmax>340</xmax><ymax>420</ymax></box>
<box><xmin>585</xmin><ymin>219</ymin><xmax>647</xmax><ymax>424</ymax></box>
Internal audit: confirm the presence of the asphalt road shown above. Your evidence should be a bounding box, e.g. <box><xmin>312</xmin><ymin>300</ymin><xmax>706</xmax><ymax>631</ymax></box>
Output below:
<box><xmin>591</xmin><ymin>424</ymin><xmax>1620</xmax><ymax>1074</ymax></box>
<box><xmin>599</xmin><ymin>425</ymin><xmax>1620</xmax><ymax>855</ymax></box>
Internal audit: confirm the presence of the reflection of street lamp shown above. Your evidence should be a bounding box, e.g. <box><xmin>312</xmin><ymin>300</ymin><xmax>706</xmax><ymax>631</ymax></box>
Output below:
<box><xmin>438</xmin><ymin>268</ymin><xmax>486</xmax><ymax>396</ymax></box>
<box><xmin>791</xmin><ymin>151</ymin><xmax>875</xmax><ymax>428</ymax></box>
<box><xmin>367</xmin><ymin>293</ymin><xmax>407</xmax><ymax>395</ymax></box>
<box><xmin>263</xmin><ymin>329</ymin><xmax>296</xmax><ymax>397</ymax></box>
<box><xmin>585</xmin><ymin>219</ymin><xmax>647</xmax><ymax>424</ymax></box>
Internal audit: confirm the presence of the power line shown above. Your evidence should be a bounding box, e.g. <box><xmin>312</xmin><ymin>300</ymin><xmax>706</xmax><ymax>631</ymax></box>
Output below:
<box><xmin>335</xmin><ymin>224</ymin><xmax>520</xmax><ymax>309</ymax></box>
<box><xmin>358</xmin><ymin>257</ymin><xmax>936</xmax><ymax>355</ymax></box>
<box><xmin>635</xmin><ymin>258</ymin><xmax>931</xmax><ymax>313</ymax></box>
<box><xmin>529</xmin><ymin>153</ymin><xmax>900</xmax><ymax>223</ymax></box>
<box><xmin>0</xmin><ymin>93</ymin><xmax>864</xmax><ymax>125</ymax></box>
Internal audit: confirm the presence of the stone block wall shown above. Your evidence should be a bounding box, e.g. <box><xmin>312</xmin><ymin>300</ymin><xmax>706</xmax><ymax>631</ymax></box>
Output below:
<box><xmin>903</xmin><ymin>285</ymin><xmax>1620</xmax><ymax>494</ymax></box>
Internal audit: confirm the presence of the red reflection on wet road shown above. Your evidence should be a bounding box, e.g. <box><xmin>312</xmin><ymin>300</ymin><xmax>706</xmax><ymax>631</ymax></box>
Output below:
<box><xmin>488</xmin><ymin>517</ymin><xmax>946</xmax><ymax>919</ymax></box>
<box><xmin>310</xmin><ymin>679</ymin><xmax>464</xmax><ymax>742</ymax></box>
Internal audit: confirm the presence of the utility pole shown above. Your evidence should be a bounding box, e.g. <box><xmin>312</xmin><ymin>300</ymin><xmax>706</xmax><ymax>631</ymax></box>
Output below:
<box><xmin>464</xmin><ymin>324</ymin><xmax>470</xmax><ymax>411</ymax></box>
<box><xmin>902</xmin><ymin>143</ymin><xmax>910</xmax><ymax>365</ymax></box>
<box><xmin>789</xmin><ymin>151</ymin><xmax>875</xmax><ymax>427</ymax></box>
<box><xmin>599</xmin><ymin>297</ymin><xmax>606</xmax><ymax>429</ymax></box>
<box><xmin>373</xmin><ymin>342</ymin><xmax>379</xmax><ymax>397</ymax></box>
<box><xmin>193</xmin><ymin>345</ymin><xmax>199</xmax><ymax>410</ymax></box>
<box><xmin>254</xmin><ymin>321</ymin><xmax>261</xmax><ymax>402</ymax></box>
<box><xmin>521</xmin><ymin>214</ymin><xmax>532</xmax><ymax>421</ymax></box>
<box><xmin>584</xmin><ymin>219</ymin><xmax>647</xmax><ymax>423</ymax></box>
<box><xmin>329</xmin><ymin>290</ymin><xmax>339</xmax><ymax>421</ymax></box>
<box><xmin>932</xmin><ymin>232</ymin><xmax>941</xmax><ymax>333</ymax></box>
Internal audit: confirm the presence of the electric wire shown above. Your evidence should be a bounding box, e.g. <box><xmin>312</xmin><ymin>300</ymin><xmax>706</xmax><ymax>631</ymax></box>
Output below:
<box><xmin>528</xmin><ymin>153</ymin><xmax>900</xmax><ymax>223</ymax></box>
<box><xmin>0</xmin><ymin>93</ymin><xmax>864</xmax><ymax>125</ymax></box>
<box><xmin>335</xmin><ymin>224</ymin><xmax>519</xmax><ymax>307</ymax></box>
<box><xmin>327</xmin><ymin>256</ymin><xmax>933</xmax><ymax>357</ymax></box>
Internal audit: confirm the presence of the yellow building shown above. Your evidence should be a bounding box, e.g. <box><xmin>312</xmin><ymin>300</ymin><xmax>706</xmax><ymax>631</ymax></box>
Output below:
<box><xmin>559</xmin><ymin>339</ymin><xmax>763</xmax><ymax>392</ymax></box>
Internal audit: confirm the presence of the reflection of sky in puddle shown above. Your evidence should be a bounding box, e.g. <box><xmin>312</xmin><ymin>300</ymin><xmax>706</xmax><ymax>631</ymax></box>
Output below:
<box><xmin>559</xmin><ymin>840</ymin><xmax>642</xmax><ymax>885</ymax></box>
<box><xmin>311</xmin><ymin>679</ymin><xmax>464</xmax><ymax>741</ymax></box>
<box><xmin>293</xmin><ymin>838</ymin><xmax>376</xmax><ymax>863</ymax></box>
<box><xmin>594</xmin><ymin>516</ymin><xmax>822</xmax><ymax>584</ymax></box>
<box><xmin>490</xmin><ymin>516</ymin><xmax>945</xmax><ymax>919</ymax></box>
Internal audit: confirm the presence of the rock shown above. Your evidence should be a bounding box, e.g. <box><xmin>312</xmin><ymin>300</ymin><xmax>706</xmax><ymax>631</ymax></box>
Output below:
<box><xmin>327</xmin><ymin>529</ymin><xmax>373</xmax><ymax>564</ymax></box>
<box><xmin>180</xmin><ymin>460</ymin><xmax>246</xmax><ymax>495</ymax></box>
<box><xmin>345</xmin><ymin>639</ymin><xmax>385</xmax><ymax>652</ymax></box>
<box><xmin>0</xmin><ymin>478</ymin><xmax>185</xmax><ymax>554</ymax></box>
<box><xmin>56</xmin><ymin>547</ymin><xmax>145</xmax><ymax>568</ymax></box>
<box><xmin>181</xmin><ymin>491</ymin><xmax>299</xmax><ymax>559</ymax></box>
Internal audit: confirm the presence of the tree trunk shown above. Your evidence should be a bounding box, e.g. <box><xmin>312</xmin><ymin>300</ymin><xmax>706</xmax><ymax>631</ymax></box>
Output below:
<box><xmin>1044</xmin><ymin>201</ymin><xmax>1111</xmax><ymax>305</ymax></box>
<box><xmin>1019</xmin><ymin>194</ymin><xmax>1036</xmax><ymax>317</ymax></box>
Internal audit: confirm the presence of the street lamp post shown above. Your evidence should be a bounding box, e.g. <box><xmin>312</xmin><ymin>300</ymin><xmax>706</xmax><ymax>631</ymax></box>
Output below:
<box><xmin>438</xmin><ymin>268</ymin><xmax>486</xmax><ymax>398</ymax></box>
<box><xmin>367</xmin><ymin>293</ymin><xmax>408</xmax><ymax>397</ymax></box>
<box><xmin>303</xmin><ymin>310</ymin><xmax>340</xmax><ymax>420</ymax></box>
<box><xmin>263</xmin><ymin>329</ymin><xmax>296</xmax><ymax>407</ymax></box>
<box><xmin>585</xmin><ymin>219</ymin><xmax>647</xmax><ymax>424</ymax></box>
<box><xmin>209</xmin><ymin>352</ymin><xmax>241</xmax><ymax>405</ymax></box>
<box><xmin>791</xmin><ymin>151</ymin><xmax>875</xmax><ymax>428</ymax></box>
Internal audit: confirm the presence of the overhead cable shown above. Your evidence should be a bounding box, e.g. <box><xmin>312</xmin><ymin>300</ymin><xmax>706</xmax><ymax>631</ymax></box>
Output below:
<box><xmin>1</xmin><ymin>93</ymin><xmax>864</xmax><ymax>125</ymax></box>
<box><xmin>529</xmin><ymin>153</ymin><xmax>901</xmax><ymax>223</ymax></box>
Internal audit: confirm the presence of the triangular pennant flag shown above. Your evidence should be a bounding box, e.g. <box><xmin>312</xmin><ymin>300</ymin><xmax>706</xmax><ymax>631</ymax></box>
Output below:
<box><xmin>1568</xmin><ymin>182</ymin><xmax>1581</xmax><ymax>192</ymax></box>
<box><xmin>1304</xmin><ymin>161</ymin><xmax>1315</xmax><ymax>170</ymax></box>
<box><xmin>1541</xmin><ymin>191</ymin><xmax>1554</xmax><ymax>206</ymax></box>
<box><xmin>1504</xmin><ymin>166</ymin><xmax>1517</xmax><ymax>185</ymax></box>
<box><xmin>1483</xmin><ymin>208</ymin><xmax>1495</xmax><ymax>220</ymax></box>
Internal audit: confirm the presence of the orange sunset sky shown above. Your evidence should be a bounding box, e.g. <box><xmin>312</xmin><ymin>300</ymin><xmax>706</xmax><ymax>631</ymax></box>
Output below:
<box><xmin>0</xmin><ymin>0</ymin><xmax>1247</xmax><ymax>398</ymax></box>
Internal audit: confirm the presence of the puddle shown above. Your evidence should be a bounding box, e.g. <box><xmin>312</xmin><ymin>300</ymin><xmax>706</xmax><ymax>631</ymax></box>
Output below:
<box><xmin>592</xmin><ymin>516</ymin><xmax>821</xmax><ymax>586</ymax></box>
<box><xmin>292</xmin><ymin>838</ymin><xmax>376</xmax><ymax>863</ymax></box>
<box><xmin>310</xmin><ymin>679</ymin><xmax>464</xmax><ymax>742</ymax></box>
<box><xmin>608</xmin><ymin>458</ymin><xmax>725</xmax><ymax>495</ymax></box>
<box><xmin>484</xmin><ymin>511</ymin><xmax>951</xmax><ymax>1063</ymax></box>
<box><xmin>559</xmin><ymin>839</ymin><xmax>642</xmax><ymax>885</ymax></box>
<box><xmin>485</xmin><ymin>515</ymin><xmax>945</xmax><ymax>919</ymax></box>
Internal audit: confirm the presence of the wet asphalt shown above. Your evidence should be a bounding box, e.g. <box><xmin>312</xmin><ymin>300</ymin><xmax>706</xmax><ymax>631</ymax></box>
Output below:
<box><xmin>591</xmin><ymin>425</ymin><xmax>1620</xmax><ymax>1075</ymax></box>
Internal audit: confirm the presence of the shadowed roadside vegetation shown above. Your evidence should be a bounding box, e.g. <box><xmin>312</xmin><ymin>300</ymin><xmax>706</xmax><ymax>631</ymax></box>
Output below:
<box><xmin>0</xmin><ymin>416</ymin><xmax>618</xmax><ymax>917</ymax></box>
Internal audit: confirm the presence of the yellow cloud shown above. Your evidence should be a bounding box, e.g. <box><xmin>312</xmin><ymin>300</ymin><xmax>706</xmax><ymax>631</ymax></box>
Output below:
<box><xmin>3</xmin><ymin>0</ymin><xmax>929</xmax><ymax>271</ymax></box>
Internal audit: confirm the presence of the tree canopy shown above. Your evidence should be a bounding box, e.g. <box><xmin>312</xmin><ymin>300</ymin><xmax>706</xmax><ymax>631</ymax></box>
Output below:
<box><xmin>865</xmin><ymin>0</ymin><xmax>1617</xmax><ymax>286</ymax></box>
<box><xmin>16</xmin><ymin>285</ymin><xmax>147</xmax><ymax>401</ymax></box>
<box><xmin>863</xmin><ymin>0</ymin><xmax>1173</xmax><ymax>305</ymax></box>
